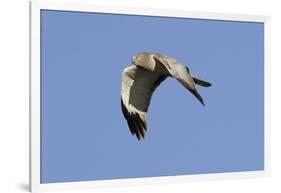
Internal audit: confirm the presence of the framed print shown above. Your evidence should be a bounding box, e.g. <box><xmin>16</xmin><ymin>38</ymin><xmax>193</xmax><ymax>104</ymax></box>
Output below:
<box><xmin>29</xmin><ymin>0</ymin><xmax>270</xmax><ymax>192</ymax></box>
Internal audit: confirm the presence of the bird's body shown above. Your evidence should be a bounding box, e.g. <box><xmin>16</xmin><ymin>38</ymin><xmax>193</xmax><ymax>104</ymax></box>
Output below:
<box><xmin>121</xmin><ymin>52</ymin><xmax>211</xmax><ymax>140</ymax></box>
<box><xmin>133</xmin><ymin>52</ymin><xmax>171</xmax><ymax>76</ymax></box>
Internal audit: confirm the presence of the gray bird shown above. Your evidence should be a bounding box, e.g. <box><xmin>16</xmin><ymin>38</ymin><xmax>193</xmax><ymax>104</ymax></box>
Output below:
<box><xmin>121</xmin><ymin>52</ymin><xmax>211</xmax><ymax>140</ymax></box>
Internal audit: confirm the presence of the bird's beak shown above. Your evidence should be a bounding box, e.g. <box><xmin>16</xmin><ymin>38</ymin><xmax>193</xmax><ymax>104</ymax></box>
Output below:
<box><xmin>132</xmin><ymin>56</ymin><xmax>136</xmax><ymax>64</ymax></box>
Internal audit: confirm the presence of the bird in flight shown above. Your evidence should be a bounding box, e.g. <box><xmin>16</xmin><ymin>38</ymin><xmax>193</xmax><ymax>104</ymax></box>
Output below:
<box><xmin>121</xmin><ymin>52</ymin><xmax>211</xmax><ymax>140</ymax></box>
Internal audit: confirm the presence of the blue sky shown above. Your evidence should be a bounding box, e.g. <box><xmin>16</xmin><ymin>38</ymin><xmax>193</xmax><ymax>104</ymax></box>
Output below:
<box><xmin>40</xmin><ymin>10</ymin><xmax>264</xmax><ymax>183</ymax></box>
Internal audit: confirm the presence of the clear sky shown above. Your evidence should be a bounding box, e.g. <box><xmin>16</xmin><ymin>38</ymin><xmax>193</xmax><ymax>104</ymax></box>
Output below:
<box><xmin>40</xmin><ymin>10</ymin><xmax>264</xmax><ymax>183</ymax></box>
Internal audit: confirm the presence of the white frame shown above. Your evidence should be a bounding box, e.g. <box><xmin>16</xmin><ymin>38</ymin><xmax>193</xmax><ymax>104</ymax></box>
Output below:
<box><xmin>29</xmin><ymin>0</ymin><xmax>271</xmax><ymax>192</ymax></box>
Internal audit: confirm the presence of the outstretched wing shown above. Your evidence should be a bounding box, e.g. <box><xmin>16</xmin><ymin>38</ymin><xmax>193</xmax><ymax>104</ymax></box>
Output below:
<box><xmin>121</xmin><ymin>66</ymin><xmax>166</xmax><ymax>140</ymax></box>
<box><xmin>153</xmin><ymin>54</ymin><xmax>205</xmax><ymax>106</ymax></box>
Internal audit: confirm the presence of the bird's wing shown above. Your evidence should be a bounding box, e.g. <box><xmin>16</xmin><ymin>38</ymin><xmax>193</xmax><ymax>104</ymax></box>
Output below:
<box><xmin>121</xmin><ymin>66</ymin><xmax>166</xmax><ymax>140</ymax></box>
<box><xmin>153</xmin><ymin>54</ymin><xmax>205</xmax><ymax>105</ymax></box>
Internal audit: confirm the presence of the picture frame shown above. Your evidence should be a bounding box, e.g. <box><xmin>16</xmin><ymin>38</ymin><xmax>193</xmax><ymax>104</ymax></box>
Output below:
<box><xmin>29</xmin><ymin>0</ymin><xmax>270</xmax><ymax>192</ymax></box>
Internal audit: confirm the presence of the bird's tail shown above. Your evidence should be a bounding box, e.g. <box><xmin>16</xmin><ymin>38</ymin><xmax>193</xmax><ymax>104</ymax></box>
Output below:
<box><xmin>192</xmin><ymin>76</ymin><xmax>212</xmax><ymax>87</ymax></box>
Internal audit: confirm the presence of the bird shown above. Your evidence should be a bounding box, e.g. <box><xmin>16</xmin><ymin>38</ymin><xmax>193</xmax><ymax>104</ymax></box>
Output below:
<box><xmin>121</xmin><ymin>52</ymin><xmax>211</xmax><ymax>140</ymax></box>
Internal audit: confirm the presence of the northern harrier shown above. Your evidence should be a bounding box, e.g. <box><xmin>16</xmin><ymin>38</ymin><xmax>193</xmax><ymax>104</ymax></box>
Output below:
<box><xmin>121</xmin><ymin>52</ymin><xmax>211</xmax><ymax>140</ymax></box>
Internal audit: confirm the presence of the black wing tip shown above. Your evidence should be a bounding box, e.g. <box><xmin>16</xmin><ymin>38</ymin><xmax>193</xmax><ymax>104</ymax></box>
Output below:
<box><xmin>130</xmin><ymin>112</ymin><xmax>147</xmax><ymax>140</ymax></box>
<box><xmin>193</xmin><ymin>77</ymin><xmax>212</xmax><ymax>87</ymax></box>
<box><xmin>121</xmin><ymin>98</ymin><xmax>147</xmax><ymax>140</ymax></box>
<box><xmin>203</xmin><ymin>82</ymin><xmax>212</xmax><ymax>87</ymax></box>
<box><xmin>130</xmin><ymin>123</ymin><xmax>146</xmax><ymax>141</ymax></box>
<box><xmin>197</xmin><ymin>97</ymin><xmax>205</xmax><ymax>106</ymax></box>
<box><xmin>204</xmin><ymin>82</ymin><xmax>212</xmax><ymax>87</ymax></box>
<box><xmin>201</xmin><ymin>100</ymin><xmax>206</xmax><ymax>106</ymax></box>
<box><xmin>191</xmin><ymin>89</ymin><xmax>206</xmax><ymax>106</ymax></box>
<box><xmin>135</xmin><ymin>133</ymin><xmax>145</xmax><ymax>141</ymax></box>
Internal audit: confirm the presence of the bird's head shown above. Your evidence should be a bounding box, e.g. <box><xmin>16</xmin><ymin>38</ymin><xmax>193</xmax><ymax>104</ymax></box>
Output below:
<box><xmin>132</xmin><ymin>52</ymin><xmax>151</xmax><ymax>68</ymax></box>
